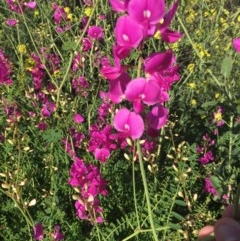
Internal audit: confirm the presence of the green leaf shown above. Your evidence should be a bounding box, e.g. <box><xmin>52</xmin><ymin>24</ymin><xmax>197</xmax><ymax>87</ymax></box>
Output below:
<box><xmin>201</xmin><ymin>100</ymin><xmax>217</xmax><ymax>108</ymax></box>
<box><xmin>174</xmin><ymin>199</ymin><xmax>187</xmax><ymax>207</ymax></box>
<box><xmin>42</xmin><ymin>128</ymin><xmax>63</xmax><ymax>143</ymax></box>
<box><xmin>172</xmin><ymin>211</ymin><xmax>185</xmax><ymax>221</ymax></box>
<box><xmin>62</xmin><ymin>41</ymin><xmax>77</xmax><ymax>51</ymax></box>
<box><xmin>210</xmin><ymin>175</ymin><xmax>223</xmax><ymax>196</ymax></box>
<box><xmin>221</xmin><ymin>56</ymin><xmax>233</xmax><ymax>78</ymax></box>
<box><xmin>168</xmin><ymin>222</ymin><xmax>181</xmax><ymax>229</ymax></box>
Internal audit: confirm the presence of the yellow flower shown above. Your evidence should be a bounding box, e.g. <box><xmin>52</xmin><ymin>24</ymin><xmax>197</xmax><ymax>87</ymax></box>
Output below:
<box><xmin>64</xmin><ymin>7</ymin><xmax>70</xmax><ymax>13</ymax></box>
<box><xmin>25</xmin><ymin>57</ymin><xmax>35</xmax><ymax>71</ymax></box>
<box><xmin>17</xmin><ymin>44</ymin><xmax>27</xmax><ymax>54</ymax></box>
<box><xmin>154</xmin><ymin>30</ymin><xmax>161</xmax><ymax>39</ymax></box>
<box><xmin>215</xmin><ymin>93</ymin><xmax>220</xmax><ymax>99</ymax></box>
<box><xmin>214</xmin><ymin>112</ymin><xmax>222</xmax><ymax>122</ymax></box>
<box><xmin>187</xmin><ymin>63</ymin><xmax>195</xmax><ymax>72</ymax></box>
<box><xmin>191</xmin><ymin>99</ymin><xmax>197</xmax><ymax>106</ymax></box>
<box><xmin>34</xmin><ymin>10</ymin><xmax>39</xmax><ymax>16</ymax></box>
<box><xmin>85</xmin><ymin>7</ymin><xmax>92</xmax><ymax>17</ymax></box>
<box><xmin>188</xmin><ymin>82</ymin><xmax>196</xmax><ymax>89</ymax></box>
<box><xmin>237</xmin><ymin>16</ymin><xmax>240</xmax><ymax>23</ymax></box>
<box><xmin>67</xmin><ymin>13</ymin><xmax>73</xmax><ymax>21</ymax></box>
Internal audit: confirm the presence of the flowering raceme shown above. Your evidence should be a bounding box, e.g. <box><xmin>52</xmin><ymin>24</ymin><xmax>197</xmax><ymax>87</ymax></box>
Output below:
<box><xmin>33</xmin><ymin>223</ymin><xmax>64</xmax><ymax>240</ymax></box>
<box><xmin>69</xmin><ymin>157</ymin><xmax>108</xmax><ymax>224</ymax></box>
<box><xmin>0</xmin><ymin>49</ymin><xmax>13</xmax><ymax>85</ymax></box>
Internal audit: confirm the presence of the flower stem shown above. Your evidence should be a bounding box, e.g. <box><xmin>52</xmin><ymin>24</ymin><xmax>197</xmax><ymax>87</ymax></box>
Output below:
<box><xmin>137</xmin><ymin>140</ymin><xmax>158</xmax><ymax>241</ymax></box>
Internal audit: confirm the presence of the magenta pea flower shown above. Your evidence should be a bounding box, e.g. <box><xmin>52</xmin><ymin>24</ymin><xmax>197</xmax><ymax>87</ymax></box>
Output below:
<box><xmin>114</xmin><ymin>15</ymin><xmax>144</xmax><ymax>58</ymax></box>
<box><xmin>6</xmin><ymin>19</ymin><xmax>18</xmax><ymax>26</ymax></box>
<box><xmin>128</xmin><ymin>0</ymin><xmax>166</xmax><ymax>36</ymax></box>
<box><xmin>52</xmin><ymin>225</ymin><xmax>64</xmax><ymax>240</ymax></box>
<box><xmin>114</xmin><ymin>108</ymin><xmax>144</xmax><ymax>139</ymax></box>
<box><xmin>146</xmin><ymin>104</ymin><xmax>168</xmax><ymax>130</ymax></box>
<box><xmin>109</xmin><ymin>0</ymin><xmax>130</xmax><ymax>12</ymax></box>
<box><xmin>87</xmin><ymin>26</ymin><xmax>104</xmax><ymax>40</ymax></box>
<box><xmin>73</xmin><ymin>113</ymin><xmax>84</xmax><ymax>124</ymax></box>
<box><xmin>233</xmin><ymin>38</ymin><xmax>240</xmax><ymax>52</ymax></box>
<box><xmin>33</xmin><ymin>223</ymin><xmax>44</xmax><ymax>240</ymax></box>
<box><xmin>124</xmin><ymin>77</ymin><xmax>161</xmax><ymax>113</ymax></box>
<box><xmin>101</xmin><ymin>53</ymin><xmax>125</xmax><ymax>80</ymax></box>
<box><xmin>144</xmin><ymin>50</ymin><xmax>174</xmax><ymax>75</ymax></box>
<box><xmin>24</xmin><ymin>1</ymin><xmax>37</xmax><ymax>9</ymax></box>
<box><xmin>156</xmin><ymin>0</ymin><xmax>182</xmax><ymax>43</ymax></box>
<box><xmin>94</xmin><ymin>147</ymin><xmax>110</xmax><ymax>163</ymax></box>
<box><xmin>204</xmin><ymin>178</ymin><xmax>218</xmax><ymax>197</ymax></box>
<box><xmin>109</xmin><ymin>72</ymin><xmax>131</xmax><ymax>103</ymax></box>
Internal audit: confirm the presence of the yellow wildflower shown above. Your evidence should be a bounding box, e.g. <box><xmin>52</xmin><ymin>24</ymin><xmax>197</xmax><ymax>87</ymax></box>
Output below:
<box><xmin>187</xmin><ymin>63</ymin><xmax>195</xmax><ymax>72</ymax></box>
<box><xmin>215</xmin><ymin>93</ymin><xmax>220</xmax><ymax>99</ymax></box>
<box><xmin>34</xmin><ymin>10</ymin><xmax>39</xmax><ymax>16</ymax></box>
<box><xmin>17</xmin><ymin>44</ymin><xmax>27</xmax><ymax>54</ymax></box>
<box><xmin>25</xmin><ymin>57</ymin><xmax>35</xmax><ymax>71</ymax></box>
<box><xmin>191</xmin><ymin>99</ymin><xmax>197</xmax><ymax>106</ymax></box>
<box><xmin>188</xmin><ymin>82</ymin><xmax>196</xmax><ymax>89</ymax></box>
<box><xmin>85</xmin><ymin>7</ymin><xmax>92</xmax><ymax>17</ymax></box>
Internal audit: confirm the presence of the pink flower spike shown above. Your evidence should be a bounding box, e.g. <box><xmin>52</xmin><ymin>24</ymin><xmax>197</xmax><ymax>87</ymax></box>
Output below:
<box><xmin>233</xmin><ymin>38</ymin><xmax>240</xmax><ymax>52</ymax></box>
<box><xmin>73</xmin><ymin>113</ymin><xmax>84</xmax><ymax>124</ymax></box>
<box><xmin>146</xmin><ymin>105</ymin><xmax>168</xmax><ymax>130</ymax></box>
<box><xmin>33</xmin><ymin>223</ymin><xmax>44</xmax><ymax>240</ymax></box>
<box><xmin>6</xmin><ymin>19</ymin><xmax>18</xmax><ymax>26</ymax></box>
<box><xmin>115</xmin><ymin>16</ymin><xmax>144</xmax><ymax>49</ymax></box>
<box><xmin>24</xmin><ymin>2</ymin><xmax>37</xmax><ymax>9</ymax></box>
<box><xmin>114</xmin><ymin>108</ymin><xmax>144</xmax><ymax>139</ymax></box>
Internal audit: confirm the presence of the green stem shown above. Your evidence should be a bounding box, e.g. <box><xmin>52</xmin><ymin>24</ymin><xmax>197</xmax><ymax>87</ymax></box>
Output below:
<box><xmin>137</xmin><ymin>140</ymin><xmax>158</xmax><ymax>241</ymax></box>
<box><xmin>122</xmin><ymin>226</ymin><xmax>169</xmax><ymax>241</ymax></box>
<box><xmin>0</xmin><ymin>188</ymin><xmax>33</xmax><ymax>227</ymax></box>
<box><xmin>132</xmin><ymin>151</ymin><xmax>140</xmax><ymax>228</ymax></box>
<box><xmin>176</xmin><ymin>14</ymin><xmax>204</xmax><ymax>65</ymax></box>
<box><xmin>228</xmin><ymin>116</ymin><xmax>233</xmax><ymax>164</ymax></box>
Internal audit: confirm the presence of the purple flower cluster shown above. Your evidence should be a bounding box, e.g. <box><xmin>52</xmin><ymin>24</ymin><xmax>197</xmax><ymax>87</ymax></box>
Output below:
<box><xmin>69</xmin><ymin>157</ymin><xmax>108</xmax><ymax>224</ymax></box>
<box><xmin>88</xmin><ymin>124</ymin><xmax>117</xmax><ymax>163</ymax></box>
<box><xmin>0</xmin><ymin>48</ymin><xmax>13</xmax><ymax>85</ymax></box>
<box><xmin>33</xmin><ymin>223</ymin><xmax>64</xmax><ymax>240</ymax></box>
<box><xmin>101</xmin><ymin>0</ymin><xmax>181</xmax><ymax>140</ymax></box>
<box><xmin>197</xmin><ymin>134</ymin><xmax>215</xmax><ymax>165</ymax></box>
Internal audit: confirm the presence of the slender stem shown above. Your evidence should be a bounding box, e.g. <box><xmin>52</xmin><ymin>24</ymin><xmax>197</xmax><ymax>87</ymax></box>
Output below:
<box><xmin>137</xmin><ymin>140</ymin><xmax>158</xmax><ymax>241</ymax></box>
<box><xmin>132</xmin><ymin>151</ymin><xmax>140</xmax><ymax>228</ymax></box>
<box><xmin>176</xmin><ymin>14</ymin><xmax>204</xmax><ymax>65</ymax></box>
<box><xmin>122</xmin><ymin>226</ymin><xmax>169</xmax><ymax>241</ymax></box>
<box><xmin>0</xmin><ymin>188</ymin><xmax>33</xmax><ymax>227</ymax></box>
